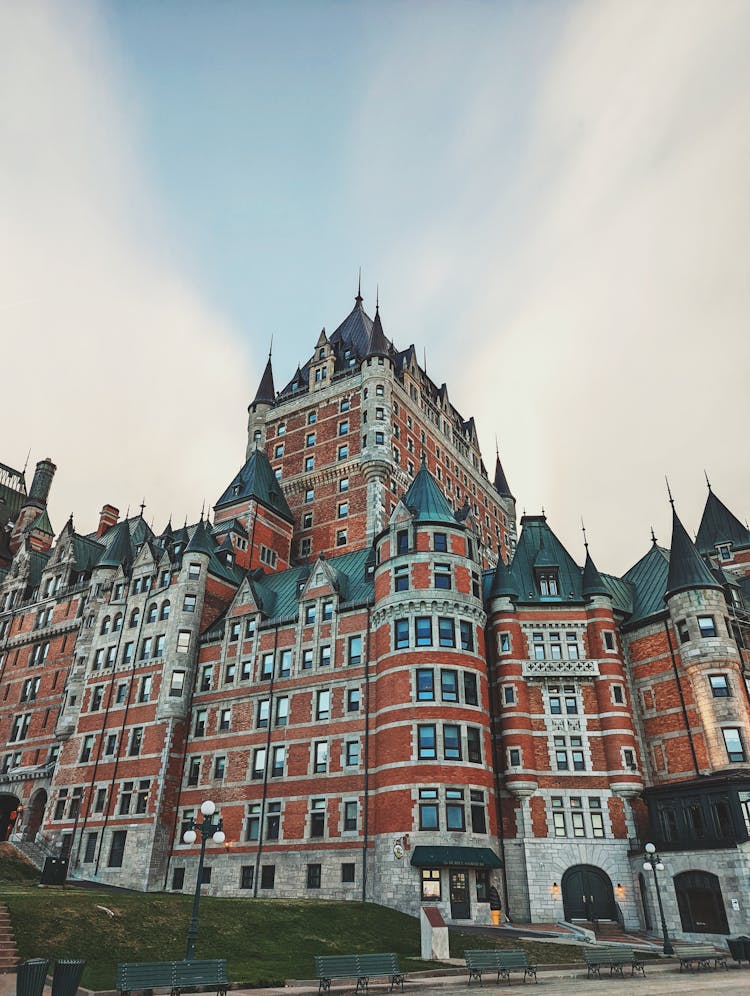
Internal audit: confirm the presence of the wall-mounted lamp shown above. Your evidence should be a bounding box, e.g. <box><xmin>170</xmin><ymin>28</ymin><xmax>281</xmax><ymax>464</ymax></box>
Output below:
<box><xmin>616</xmin><ymin>883</ymin><xmax>625</xmax><ymax>896</ymax></box>
<box><xmin>551</xmin><ymin>882</ymin><xmax>560</xmax><ymax>897</ymax></box>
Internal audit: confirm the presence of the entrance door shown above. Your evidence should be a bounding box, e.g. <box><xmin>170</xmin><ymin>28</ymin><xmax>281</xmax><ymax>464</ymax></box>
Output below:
<box><xmin>449</xmin><ymin>868</ymin><xmax>471</xmax><ymax>919</ymax></box>
<box><xmin>562</xmin><ymin>865</ymin><xmax>616</xmax><ymax>922</ymax></box>
<box><xmin>0</xmin><ymin>795</ymin><xmax>22</xmax><ymax>842</ymax></box>
<box><xmin>675</xmin><ymin>871</ymin><xmax>729</xmax><ymax>934</ymax></box>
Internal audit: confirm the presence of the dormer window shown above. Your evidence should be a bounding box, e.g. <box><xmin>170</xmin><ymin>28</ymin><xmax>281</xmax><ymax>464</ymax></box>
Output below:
<box><xmin>319</xmin><ymin>347</ymin><xmax>325</xmax><ymax>359</ymax></box>
<box><xmin>537</xmin><ymin>571</ymin><xmax>559</xmax><ymax>596</ymax></box>
<box><xmin>717</xmin><ymin>543</ymin><xmax>732</xmax><ymax>561</ymax></box>
<box><xmin>232</xmin><ymin>485</ymin><xmax>241</xmax><ymax>496</ymax></box>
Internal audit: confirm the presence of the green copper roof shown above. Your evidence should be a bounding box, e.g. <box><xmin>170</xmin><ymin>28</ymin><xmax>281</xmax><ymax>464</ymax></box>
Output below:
<box><xmin>622</xmin><ymin>542</ymin><xmax>670</xmax><ymax>626</ymax></box>
<box><xmin>506</xmin><ymin>514</ymin><xmax>584</xmax><ymax>603</ymax></box>
<box><xmin>29</xmin><ymin>509</ymin><xmax>54</xmax><ymax>536</ymax></box>
<box><xmin>600</xmin><ymin>573</ymin><xmax>634</xmax><ymax>616</ymax></box>
<box><xmin>490</xmin><ymin>557</ymin><xmax>518</xmax><ymax>599</ymax></box>
<box><xmin>402</xmin><ymin>458</ymin><xmax>457</xmax><ymax>525</ymax></box>
<box><xmin>185</xmin><ymin>518</ymin><xmax>216</xmax><ymax>557</ymax></box>
<box><xmin>696</xmin><ymin>488</ymin><xmax>750</xmax><ymax>555</ymax></box>
<box><xmin>72</xmin><ymin>533</ymin><xmax>105</xmax><ymax>573</ymax></box>
<box><xmin>215</xmin><ymin>449</ymin><xmax>293</xmax><ymax>522</ymax></box>
<box><xmin>98</xmin><ymin>520</ymin><xmax>135</xmax><ymax>569</ymax></box>
<box><xmin>666</xmin><ymin>507</ymin><xmax>722</xmax><ymax>598</ymax></box>
<box><xmin>582</xmin><ymin>549</ymin><xmax>609</xmax><ymax>598</ymax></box>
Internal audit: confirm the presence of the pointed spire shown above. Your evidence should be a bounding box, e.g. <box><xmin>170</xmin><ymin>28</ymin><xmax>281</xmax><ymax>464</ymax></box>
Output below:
<box><xmin>365</xmin><ymin>302</ymin><xmax>390</xmax><ymax>357</ymax></box>
<box><xmin>666</xmin><ymin>503</ymin><xmax>722</xmax><ymax>598</ymax></box>
<box><xmin>185</xmin><ymin>517</ymin><xmax>216</xmax><ymax>558</ymax></box>
<box><xmin>493</xmin><ymin>450</ymin><xmax>514</xmax><ymax>500</ymax></box>
<box><xmin>582</xmin><ymin>547</ymin><xmax>609</xmax><ymax>599</ymax></box>
<box><xmin>355</xmin><ymin>268</ymin><xmax>363</xmax><ymax>306</ymax></box>
<box><xmin>650</xmin><ymin>526</ymin><xmax>658</xmax><ymax>546</ymax></box>
<box><xmin>402</xmin><ymin>458</ymin><xmax>456</xmax><ymax>525</ymax></box>
<box><xmin>704</xmin><ymin>469</ymin><xmax>712</xmax><ymax>493</ymax></box>
<box><xmin>695</xmin><ymin>482</ymin><xmax>750</xmax><ymax>554</ymax></box>
<box><xmin>251</xmin><ymin>348</ymin><xmax>275</xmax><ymax>407</ymax></box>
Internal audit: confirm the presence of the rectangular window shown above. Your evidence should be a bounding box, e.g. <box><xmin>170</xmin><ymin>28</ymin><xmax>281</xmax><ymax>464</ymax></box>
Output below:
<box><xmin>194</xmin><ymin>710</ymin><xmax>207</xmax><ymax>736</ymax></box>
<box><xmin>603</xmin><ymin>631</ymin><xmax>615</xmax><ymax>651</ymax></box>
<box><xmin>499</xmin><ymin>632</ymin><xmax>511</xmax><ymax>653</ymax></box>
<box><xmin>246</xmin><ymin>804</ymin><xmax>261</xmax><ymax>841</ymax></box>
<box><xmin>394</xmin><ymin>618</ymin><xmax>409</xmax><ymax>649</ymax></box>
<box><xmin>80</xmin><ymin>735</ymin><xmax>95</xmax><ymax>763</ymax></box>
<box><xmin>183</xmin><ymin>594</ymin><xmax>197</xmax><ymax>613</ymax></box>
<box><xmin>316</xmin><ymin>689</ymin><xmax>330</xmax><ymax>720</ymax></box>
<box><xmin>314</xmin><ymin>741</ymin><xmax>328</xmax><ymax>773</ymax></box>
<box><xmin>434</xmin><ymin>563</ymin><xmax>451</xmax><ymax>589</ymax></box>
<box><xmin>345</xmin><ymin>740</ymin><xmax>360</xmax><ymax>766</ymax></box>
<box><xmin>418</xmin><ymin>724</ymin><xmax>437</xmax><ymax>759</ymax></box>
<box><xmin>533</xmin><ymin>633</ymin><xmax>545</xmax><ymax>660</ymax></box>
<box><xmin>443</xmin><ymin>724</ymin><xmax>461</xmax><ymax>760</ymax></box>
<box><xmin>417</xmin><ymin>669</ymin><xmax>435</xmax><ymax>701</ymax></box>
<box><xmin>433</xmin><ymin>532</ymin><xmax>448</xmax><ymax>552</ymax></box>
<box><xmin>419</xmin><ymin>788</ymin><xmax>439</xmax><ymax>830</ymax></box>
<box><xmin>438</xmin><ymin>617</ymin><xmax>455</xmax><ymax>648</ymax></box>
<box><xmin>394</xmin><ymin>565</ymin><xmax>409</xmax><ymax>591</ymax></box>
<box><xmin>187</xmin><ymin>757</ymin><xmax>200</xmax><ymax>786</ymax></box>
<box><xmin>397</xmin><ymin>530</ymin><xmax>409</xmax><ymax>554</ymax></box>
<box><xmin>275</xmin><ymin>696</ymin><xmax>289</xmax><ymax>726</ymax></box>
<box><xmin>723</xmin><ymin>727</ymin><xmax>745</xmax><ymax>762</ymax></box>
<box><xmin>347</xmin><ymin>635</ymin><xmax>362</xmax><ymax>665</ymax></box>
<box><xmin>319</xmin><ymin>645</ymin><xmax>331</xmax><ymax>667</ymax></box>
<box><xmin>343</xmin><ymin>801</ymin><xmax>358</xmax><ymax>831</ymax></box>
<box><xmin>261</xmin><ymin>652</ymin><xmax>274</xmax><ymax>679</ymax></box>
<box><xmin>129</xmin><ymin>727</ymin><xmax>143</xmax><ymax>756</ymax></box>
<box><xmin>257</xmin><ymin>698</ymin><xmax>270</xmax><ymax>728</ymax></box>
<box><xmin>467</xmin><ymin>727</ymin><xmax>482</xmax><ymax>764</ymax></box>
<box><xmin>252</xmin><ymin>748</ymin><xmax>266</xmax><ymax>779</ymax></box>
<box><xmin>460</xmin><ymin>620</ymin><xmax>474</xmax><ymax>652</ymax></box>
<box><xmin>698</xmin><ymin>615</ymin><xmax>717</xmax><ymax>638</ymax></box>
<box><xmin>338</xmin><ymin>420</ymin><xmax>349</xmax><ymax>436</ymax></box>
<box><xmin>170</xmin><ymin>670</ymin><xmax>185</xmax><ymax>697</ymax></box>
<box><xmin>219</xmin><ymin>708</ymin><xmax>231</xmax><ymax>731</ymax></box>
<box><xmin>470</xmin><ymin>789</ymin><xmax>487</xmax><ymax>833</ymax></box>
<box><xmin>271</xmin><ymin>745</ymin><xmax>285</xmax><ymax>777</ymax></box>
<box><xmin>260</xmin><ymin>865</ymin><xmax>275</xmax><ymax>889</ymax></box>
<box><xmin>310</xmin><ymin>798</ymin><xmax>326</xmax><ymax>838</ymax></box>
<box><xmin>709</xmin><ymin>674</ymin><xmax>730</xmax><ymax>697</ymax></box>
<box><xmin>177</xmin><ymin>630</ymin><xmax>191</xmax><ymax>653</ymax></box>
<box><xmin>347</xmin><ymin>687</ymin><xmax>360</xmax><ymax>712</ymax></box>
<box><xmin>463</xmin><ymin>672</ymin><xmax>478</xmax><ymax>705</ymax></box>
<box><xmin>415</xmin><ymin>617</ymin><xmax>432</xmax><ymax>646</ymax></box>
<box><xmin>108</xmin><ymin>830</ymin><xmax>127</xmax><ymax>868</ymax></box>
<box><xmin>307</xmin><ymin>863</ymin><xmax>322</xmax><ymax>889</ymax></box>
<box><xmin>421</xmin><ymin>868</ymin><xmax>441</xmax><ymax>900</ymax></box>
<box><xmin>566</xmin><ymin>633</ymin><xmax>580</xmax><ymax>659</ymax></box>
<box><xmin>200</xmin><ymin>664</ymin><xmax>213</xmax><ymax>691</ymax></box>
<box><xmin>440</xmin><ymin>669</ymin><xmax>458</xmax><ymax>701</ymax></box>
<box><xmin>338</xmin><ymin>445</ymin><xmax>349</xmax><ymax>460</ymax></box>
<box><xmin>341</xmin><ymin>863</ymin><xmax>355</xmax><ymax>883</ymax></box>
<box><xmin>445</xmin><ymin>789</ymin><xmax>465</xmax><ymax>830</ymax></box>
<box><xmin>278</xmin><ymin>649</ymin><xmax>292</xmax><ymax>677</ymax></box>
<box><xmin>240</xmin><ymin>866</ymin><xmax>254</xmax><ymax>890</ymax></box>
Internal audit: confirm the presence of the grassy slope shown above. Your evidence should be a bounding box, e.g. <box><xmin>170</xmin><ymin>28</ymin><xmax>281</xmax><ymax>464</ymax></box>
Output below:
<box><xmin>1</xmin><ymin>848</ymin><xmax>583</xmax><ymax>990</ymax></box>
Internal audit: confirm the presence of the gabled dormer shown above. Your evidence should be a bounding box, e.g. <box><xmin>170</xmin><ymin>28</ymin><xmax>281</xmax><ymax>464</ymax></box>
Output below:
<box><xmin>309</xmin><ymin>329</ymin><xmax>335</xmax><ymax>391</ymax></box>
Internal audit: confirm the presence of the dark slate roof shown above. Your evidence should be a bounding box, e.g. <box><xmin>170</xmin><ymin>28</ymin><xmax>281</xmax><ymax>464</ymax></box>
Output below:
<box><xmin>212</xmin><ymin>517</ymin><xmax>249</xmax><ymax>540</ymax></box>
<box><xmin>97</xmin><ymin>520</ymin><xmax>135</xmax><ymax>569</ymax></box>
<box><xmin>582</xmin><ymin>549</ymin><xmax>609</xmax><ymax>598</ymax></box>
<box><xmin>666</xmin><ymin>507</ymin><xmax>722</xmax><ymax>598</ymax></box>
<box><xmin>72</xmin><ymin>533</ymin><xmax>105</xmax><ymax>573</ymax></box>
<box><xmin>203</xmin><ymin>547</ymin><xmax>374</xmax><ymax>637</ymax></box>
<box><xmin>402</xmin><ymin>458</ymin><xmax>458</xmax><ymax>525</ymax></box>
<box><xmin>621</xmin><ymin>542</ymin><xmax>670</xmax><ymax>626</ymax></box>
<box><xmin>328</xmin><ymin>296</ymin><xmax>374</xmax><ymax>358</ymax></box>
<box><xmin>365</xmin><ymin>308</ymin><xmax>390</xmax><ymax>357</ymax></box>
<box><xmin>215</xmin><ymin>449</ymin><xmax>293</xmax><ymax>522</ymax></box>
<box><xmin>28</xmin><ymin>549</ymin><xmax>51</xmax><ymax>587</ymax></box>
<box><xmin>185</xmin><ymin>518</ymin><xmax>216</xmax><ymax>557</ymax></box>
<box><xmin>696</xmin><ymin>489</ymin><xmax>750</xmax><ymax>554</ymax></box>
<box><xmin>505</xmin><ymin>514</ymin><xmax>584</xmax><ymax>603</ymax></box>
<box><xmin>251</xmin><ymin>353</ymin><xmax>275</xmax><ymax>408</ymax></box>
<box><xmin>490</xmin><ymin>557</ymin><xmax>518</xmax><ymax>599</ymax></box>
<box><xmin>493</xmin><ymin>454</ymin><xmax>514</xmax><ymax>500</ymax></box>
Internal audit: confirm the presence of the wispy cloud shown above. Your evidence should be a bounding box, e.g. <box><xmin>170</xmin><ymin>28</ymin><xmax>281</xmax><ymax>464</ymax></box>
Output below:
<box><xmin>351</xmin><ymin>0</ymin><xmax>750</xmax><ymax>571</ymax></box>
<box><xmin>0</xmin><ymin>2</ymin><xmax>250</xmax><ymax>533</ymax></box>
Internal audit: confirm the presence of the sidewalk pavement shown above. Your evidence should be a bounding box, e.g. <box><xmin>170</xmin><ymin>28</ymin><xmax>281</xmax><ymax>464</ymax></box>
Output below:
<box><xmin>4</xmin><ymin>961</ymin><xmax>750</xmax><ymax>996</ymax></box>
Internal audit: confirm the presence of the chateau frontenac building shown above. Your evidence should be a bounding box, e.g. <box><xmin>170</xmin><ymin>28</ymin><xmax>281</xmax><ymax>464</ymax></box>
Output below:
<box><xmin>1</xmin><ymin>289</ymin><xmax>749</xmax><ymax>942</ymax></box>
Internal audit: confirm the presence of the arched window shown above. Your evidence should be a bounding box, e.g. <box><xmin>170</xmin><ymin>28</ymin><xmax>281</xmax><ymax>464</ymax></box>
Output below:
<box><xmin>100</xmin><ymin>616</ymin><xmax>110</xmax><ymax>635</ymax></box>
<box><xmin>674</xmin><ymin>870</ymin><xmax>729</xmax><ymax>934</ymax></box>
<box><xmin>130</xmin><ymin>608</ymin><xmax>140</xmax><ymax>628</ymax></box>
<box><xmin>160</xmin><ymin>601</ymin><xmax>170</xmax><ymax>621</ymax></box>
<box><xmin>113</xmin><ymin>614</ymin><xmax>123</xmax><ymax>632</ymax></box>
<box><xmin>147</xmin><ymin>603</ymin><xmax>157</xmax><ymax>624</ymax></box>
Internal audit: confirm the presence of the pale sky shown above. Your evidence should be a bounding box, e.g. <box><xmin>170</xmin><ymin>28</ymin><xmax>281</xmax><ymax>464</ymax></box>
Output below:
<box><xmin>2</xmin><ymin>0</ymin><xmax>749</xmax><ymax>577</ymax></box>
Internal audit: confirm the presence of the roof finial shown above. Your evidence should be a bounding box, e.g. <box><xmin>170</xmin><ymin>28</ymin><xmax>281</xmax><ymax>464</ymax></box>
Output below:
<box><xmin>268</xmin><ymin>335</ymin><xmax>273</xmax><ymax>360</ymax></box>
<box><xmin>650</xmin><ymin>526</ymin><xmax>658</xmax><ymax>546</ymax></box>
<box><xmin>139</xmin><ymin>498</ymin><xmax>146</xmax><ymax>517</ymax></box>
<box><xmin>356</xmin><ymin>268</ymin><xmax>363</xmax><ymax>305</ymax></box>
<box><xmin>200</xmin><ymin>499</ymin><xmax>205</xmax><ymax>522</ymax></box>
<box><xmin>495</xmin><ymin>435</ymin><xmax>500</xmax><ymax>460</ymax></box>
<box><xmin>704</xmin><ymin>469</ymin><xmax>712</xmax><ymax>492</ymax></box>
<box><xmin>125</xmin><ymin>505</ymin><xmax>130</xmax><ymax>520</ymax></box>
<box><xmin>581</xmin><ymin>516</ymin><xmax>589</xmax><ymax>551</ymax></box>
<box><xmin>22</xmin><ymin>447</ymin><xmax>31</xmax><ymax>477</ymax></box>
<box><xmin>376</xmin><ymin>283</ymin><xmax>379</xmax><ymax>314</ymax></box>
<box><xmin>666</xmin><ymin>475</ymin><xmax>675</xmax><ymax>510</ymax></box>
<box><xmin>541</xmin><ymin>505</ymin><xmax>546</xmax><ymax>518</ymax></box>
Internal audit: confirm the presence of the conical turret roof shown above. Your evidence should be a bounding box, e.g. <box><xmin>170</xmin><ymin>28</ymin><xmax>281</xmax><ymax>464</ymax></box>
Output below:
<box><xmin>402</xmin><ymin>457</ymin><xmax>457</xmax><ymax>525</ymax></box>
<box><xmin>98</xmin><ymin>520</ymin><xmax>135</xmax><ymax>570</ymax></box>
<box><xmin>582</xmin><ymin>548</ymin><xmax>609</xmax><ymax>598</ymax></box>
<box><xmin>491</xmin><ymin>556</ymin><xmax>518</xmax><ymax>599</ymax></box>
<box><xmin>215</xmin><ymin>448</ymin><xmax>293</xmax><ymax>522</ymax></box>
<box><xmin>666</xmin><ymin>507</ymin><xmax>722</xmax><ymax>598</ymax></box>
<box><xmin>185</xmin><ymin>518</ymin><xmax>216</xmax><ymax>558</ymax></box>
<box><xmin>493</xmin><ymin>454</ymin><xmax>514</xmax><ymax>500</ymax></box>
<box><xmin>696</xmin><ymin>488</ymin><xmax>750</xmax><ymax>555</ymax></box>
<box><xmin>250</xmin><ymin>353</ymin><xmax>275</xmax><ymax>408</ymax></box>
<box><xmin>365</xmin><ymin>307</ymin><xmax>390</xmax><ymax>358</ymax></box>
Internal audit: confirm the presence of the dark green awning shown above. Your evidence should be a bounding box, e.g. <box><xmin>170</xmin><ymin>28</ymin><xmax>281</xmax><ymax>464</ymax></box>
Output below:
<box><xmin>410</xmin><ymin>846</ymin><xmax>502</xmax><ymax>869</ymax></box>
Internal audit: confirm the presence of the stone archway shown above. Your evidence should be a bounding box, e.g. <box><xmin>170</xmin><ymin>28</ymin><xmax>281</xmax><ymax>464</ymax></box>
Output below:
<box><xmin>562</xmin><ymin>864</ymin><xmax>617</xmax><ymax>922</ymax></box>
<box><xmin>0</xmin><ymin>793</ymin><xmax>22</xmax><ymax>842</ymax></box>
<box><xmin>24</xmin><ymin>788</ymin><xmax>47</xmax><ymax>840</ymax></box>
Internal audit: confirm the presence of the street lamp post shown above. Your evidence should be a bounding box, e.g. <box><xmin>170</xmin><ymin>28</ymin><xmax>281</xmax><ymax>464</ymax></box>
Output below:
<box><xmin>183</xmin><ymin>800</ymin><xmax>225</xmax><ymax>961</ymax></box>
<box><xmin>643</xmin><ymin>842</ymin><xmax>674</xmax><ymax>955</ymax></box>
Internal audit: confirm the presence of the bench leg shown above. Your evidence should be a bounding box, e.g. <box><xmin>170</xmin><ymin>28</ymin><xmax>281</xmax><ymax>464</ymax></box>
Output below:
<box><xmin>355</xmin><ymin>975</ymin><xmax>369</xmax><ymax>994</ymax></box>
<box><xmin>318</xmin><ymin>978</ymin><xmax>331</xmax><ymax>993</ymax></box>
<box><xmin>389</xmin><ymin>973</ymin><xmax>404</xmax><ymax>992</ymax></box>
<box><xmin>468</xmin><ymin>968</ymin><xmax>482</xmax><ymax>984</ymax></box>
<box><xmin>632</xmin><ymin>961</ymin><xmax>645</xmax><ymax>977</ymax></box>
<box><xmin>525</xmin><ymin>967</ymin><xmax>538</xmax><ymax>984</ymax></box>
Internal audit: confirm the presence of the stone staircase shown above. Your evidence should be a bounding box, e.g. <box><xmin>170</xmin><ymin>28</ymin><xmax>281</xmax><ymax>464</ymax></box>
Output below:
<box><xmin>0</xmin><ymin>904</ymin><xmax>19</xmax><ymax>972</ymax></box>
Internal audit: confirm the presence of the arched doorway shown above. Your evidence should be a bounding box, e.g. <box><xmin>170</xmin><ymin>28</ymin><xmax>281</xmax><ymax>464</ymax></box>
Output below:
<box><xmin>24</xmin><ymin>789</ymin><xmax>47</xmax><ymax>840</ymax></box>
<box><xmin>0</xmin><ymin>794</ymin><xmax>22</xmax><ymax>842</ymax></box>
<box><xmin>674</xmin><ymin>870</ymin><xmax>729</xmax><ymax>934</ymax></box>
<box><xmin>638</xmin><ymin>872</ymin><xmax>653</xmax><ymax>931</ymax></box>
<box><xmin>562</xmin><ymin>864</ymin><xmax>616</xmax><ymax>921</ymax></box>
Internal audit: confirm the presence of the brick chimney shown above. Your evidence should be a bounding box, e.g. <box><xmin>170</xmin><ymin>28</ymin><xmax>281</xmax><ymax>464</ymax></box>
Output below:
<box><xmin>97</xmin><ymin>504</ymin><xmax>120</xmax><ymax>537</ymax></box>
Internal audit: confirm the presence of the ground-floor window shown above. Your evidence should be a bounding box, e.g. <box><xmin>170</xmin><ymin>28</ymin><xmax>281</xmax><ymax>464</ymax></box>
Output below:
<box><xmin>674</xmin><ymin>870</ymin><xmax>729</xmax><ymax>934</ymax></box>
<box><xmin>108</xmin><ymin>830</ymin><xmax>127</xmax><ymax>868</ymax></box>
<box><xmin>240</xmin><ymin>866</ymin><xmax>253</xmax><ymax>890</ymax></box>
<box><xmin>475</xmin><ymin>869</ymin><xmax>489</xmax><ymax>902</ymax></box>
<box><xmin>260</xmin><ymin>864</ymin><xmax>275</xmax><ymax>889</ymax></box>
<box><xmin>421</xmin><ymin>868</ymin><xmax>441</xmax><ymax>900</ymax></box>
<box><xmin>172</xmin><ymin>866</ymin><xmax>185</xmax><ymax>890</ymax></box>
<box><xmin>307</xmin><ymin>863</ymin><xmax>321</xmax><ymax>889</ymax></box>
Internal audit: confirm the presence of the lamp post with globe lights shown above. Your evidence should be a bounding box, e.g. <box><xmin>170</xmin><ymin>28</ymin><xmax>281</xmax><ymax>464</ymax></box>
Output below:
<box><xmin>643</xmin><ymin>842</ymin><xmax>674</xmax><ymax>955</ymax></box>
<box><xmin>183</xmin><ymin>800</ymin><xmax>225</xmax><ymax>960</ymax></box>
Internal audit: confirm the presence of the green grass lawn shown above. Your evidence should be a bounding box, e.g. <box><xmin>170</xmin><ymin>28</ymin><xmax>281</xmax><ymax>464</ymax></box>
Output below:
<box><xmin>1</xmin><ymin>846</ymin><xmax>584</xmax><ymax>990</ymax></box>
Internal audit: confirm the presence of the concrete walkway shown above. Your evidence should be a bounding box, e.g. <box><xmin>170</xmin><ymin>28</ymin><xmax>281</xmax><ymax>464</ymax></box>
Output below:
<box><xmin>4</xmin><ymin>960</ymin><xmax>749</xmax><ymax>996</ymax></box>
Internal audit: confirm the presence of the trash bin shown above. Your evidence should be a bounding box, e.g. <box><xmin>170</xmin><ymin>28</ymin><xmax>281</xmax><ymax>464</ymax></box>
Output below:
<box><xmin>51</xmin><ymin>960</ymin><xmax>86</xmax><ymax>996</ymax></box>
<box><xmin>16</xmin><ymin>959</ymin><xmax>49</xmax><ymax>996</ymax></box>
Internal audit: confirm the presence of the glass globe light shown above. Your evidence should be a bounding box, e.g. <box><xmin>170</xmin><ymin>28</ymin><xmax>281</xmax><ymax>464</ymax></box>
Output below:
<box><xmin>212</xmin><ymin>830</ymin><xmax>226</xmax><ymax>844</ymax></box>
<box><xmin>643</xmin><ymin>861</ymin><xmax>652</xmax><ymax>871</ymax></box>
<box><xmin>183</xmin><ymin>829</ymin><xmax>197</xmax><ymax>844</ymax></box>
<box><xmin>644</xmin><ymin>842</ymin><xmax>656</xmax><ymax>854</ymax></box>
<box><xmin>656</xmin><ymin>862</ymin><xmax>664</xmax><ymax>871</ymax></box>
<box><xmin>200</xmin><ymin>800</ymin><xmax>216</xmax><ymax>817</ymax></box>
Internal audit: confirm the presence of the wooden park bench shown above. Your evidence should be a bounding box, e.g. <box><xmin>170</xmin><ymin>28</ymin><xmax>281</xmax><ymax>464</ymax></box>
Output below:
<box><xmin>315</xmin><ymin>953</ymin><xmax>404</xmax><ymax>993</ymax></box>
<box><xmin>465</xmin><ymin>948</ymin><xmax>537</xmax><ymax>984</ymax></box>
<box><xmin>583</xmin><ymin>946</ymin><xmax>645</xmax><ymax>979</ymax></box>
<box><xmin>116</xmin><ymin>960</ymin><xmax>228</xmax><ymax>996</ymax></box>
<box><xmin>673</xmin><ymin>944</ymin><xmax>729</xmax><ymax>971</ymax></box>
